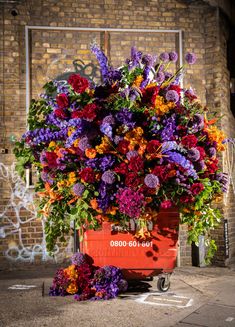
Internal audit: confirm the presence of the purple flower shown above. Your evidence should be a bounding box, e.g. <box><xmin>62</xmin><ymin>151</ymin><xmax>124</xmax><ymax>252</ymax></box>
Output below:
<box><xmin>101</xmin><ymin>170</ymin><xmax>116</xmax><ymax>184</ymax></box>
<box><xmin>144</xmin><ymin>174</ymin><xmax>159</xmax><ymax>188</ymax></box>
<box><xmin>115</xmin><ymin>108</ymin><xmax>135</xmax><ymax>128</ymax></box>
<box><xmin>191</xmin><ymin>114</ymin><xmax>204</xmax><ymax>132</ymax></box>
<box><xmin>195</xmin><ymin>160</ymin><xmax>206</xmax><ymax>172</ymax></box>
<box><xmin>166</xmin><ymin>90</ymin><xmax>179</xmax><ymax>103</ymax></box>
<box><xmin>126</xmin><ymin>150</ymin><xmax>138</xmax><ymax>160</ymax></box>
<box><xmin>100</xmin><ymin>123</ymin><xmax>113</xmax><ymax>139</ymax></box>
<box><xmin>187</xmin><ymin>148</ymin><xmax>200</xmax><ymax>162</ymax></box>
<box><xmin>167</xmin><ymin>151</ymin><xmax>198</xmax><ymax>179</ymax></box>
<box><xmin>102</xmin><ymin>115</ymin><xmax>115</xmax><ymax>125</ymax></box>
<box><xmin>91</xmin><ymin>43</ymin><xmax>109</xmax><ymax>82</ymax></box>
<box><xmin>140</xmin><ymin>65</ymin><xmax>151</xmax><ymax>88</ymax></box>
<box><xmin>129</xmin><ymin>88</ymin><xmax>141</xmax><ymax>101</ymax></box>
<box><xmin>185</xmin><ymin>52</ymin><xmax>197</xmax><ymax>64</ymax></box>
<box><xmin>118</xmin><ymin>279</ymin><xmax>128</xmax><ymax>292</ymax></box>
<box><xmin>155</xmin><ymin>72</ymin><xmax>165</xmax><ymax>84</ymax></box>
<box><xmin>73</xmin><ymin>183</ymin><xmax>85</xmax><ymax>196</ymax></box>
<box><xmin>161</xmin><ymin>114</ymin><xmax>176</xmax><ymax>141</ymax></box>
<box><xmin>114</xmin><ymin>135</ymin><xmax>123</xmax><ymax>145</ymax></box>
<box><xmin>71</xmin><ymin>252</ymin><xmax>86</xmax><ymax>266</ymax></box>
<box><xmin>142</xmin><ymin>54</ymin><xmax>155</xmax><ymax>67</ymax></box>
<box><xmin>215</xmin><ymin>172</ymin><xmax>229</xmax><ymax>192</ymax></box>
<box><xmin>164</xmin><ymin>72</ymin><xmax>173</xmax><ymax>80</ymax></box>
<box><xmin>40</xmin><ymin>171</ymin><xmax>54</xmax><ymax>185</ymax></box>
<box><xmin>169</xmin><ymin>51</ymin><xmax>178</xmax><ymax>62</ymax></box>
<box><xmin>208</xmin><ymin>147</ymin><xmax>216</xmax><ymax>158</ymax></box>
<box><xmin>99</xmin><ymin>155</ymin><xmax>115</xmax><ymax>171</ymax></box>
<box><xmin>128</xmin><ymin>46</ymin><xmax>142</xmax><ymax>68</ymax></box>
<box><xmin>159</xmin><ymin>52</ymin><xmax>169</xmax><ymax>63</ymax></box>
<box><xmin>78</xmin><ymin>136</ymin><xmax>90</xmax><ymax>151</ymax></box>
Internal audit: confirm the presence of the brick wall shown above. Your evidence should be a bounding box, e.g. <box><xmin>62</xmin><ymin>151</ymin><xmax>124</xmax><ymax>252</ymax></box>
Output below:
<box><xmin>0</xmin><ymin>0</ymin><xmax>234</xmax><ymax>268</ymax></box>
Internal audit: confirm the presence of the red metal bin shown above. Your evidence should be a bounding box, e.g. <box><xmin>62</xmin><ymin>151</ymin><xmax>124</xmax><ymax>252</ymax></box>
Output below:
<box><xmin>80</xmin><ymin>208</ymin><xmax>179</xmax><ymax>291</ymax></box>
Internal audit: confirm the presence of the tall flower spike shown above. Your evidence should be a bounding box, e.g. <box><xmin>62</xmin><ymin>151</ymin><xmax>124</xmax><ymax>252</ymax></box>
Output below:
<box><xmin>90</xmin><ymin>43</ymin><xmax>109</xmax><ymax>82</ymax></box>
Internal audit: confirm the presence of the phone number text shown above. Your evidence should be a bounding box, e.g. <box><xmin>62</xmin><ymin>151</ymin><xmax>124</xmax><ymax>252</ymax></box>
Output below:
<box><xmin>110</xmin><ymin>240</ymin><xmax>153</xmax><ymax>247</ymax></box>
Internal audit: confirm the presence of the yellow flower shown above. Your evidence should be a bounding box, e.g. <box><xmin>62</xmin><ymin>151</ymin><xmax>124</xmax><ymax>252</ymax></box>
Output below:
<box><xmin>57</xmin><ymin>180</ymin><xmax>67</xmax><ymax>189</ymax></box>
<box><xmin>146</xmin><ymin>82</ymin><xmax>157</xmax><ymax>88</ymax></box>
<box><xmin>67</xmin><ymin>172</ymin><xmax>77</xmax><ymax>185</ymax></box>
<box><xmin>95</xmin><ymin>136</ymin><xmax>111</xmax><ymax>154</ymax></box>
<box><xmin>73</xmin><ymin>139</ymin><xmax>80</xmax><ymax>147</ymax></box>
<box><xmin>68</xmin><ymin>127</ymin><xmax>75</xmax><ymax>137</ymax></box>
<box><xmin>132</xmin><ymin>75</ymin><xmax>143</xmax><ymax>87</ymax></box>
<box><xmin>48</xmin><ymin>141</ymin><xmax>56</xmax><ymax>148</ymax></box>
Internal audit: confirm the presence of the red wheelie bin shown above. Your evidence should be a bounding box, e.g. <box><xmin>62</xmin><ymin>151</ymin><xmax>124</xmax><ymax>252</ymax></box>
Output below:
<box><xmin>80</xmin><ymin>207</ymin><xmax>179</xmax><ymax>292</ymax></box>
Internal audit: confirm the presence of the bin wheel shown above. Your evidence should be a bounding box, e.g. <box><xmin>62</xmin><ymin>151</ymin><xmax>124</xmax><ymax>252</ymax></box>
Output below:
<box><xmin>157</xmin><ymin>277</ymin><xmax>170</xmax><ymax>292</ymax></box>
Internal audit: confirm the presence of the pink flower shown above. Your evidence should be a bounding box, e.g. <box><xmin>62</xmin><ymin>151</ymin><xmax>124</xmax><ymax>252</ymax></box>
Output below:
<box><xmin>160</xmin><ymin>200</ymin><xmax>173</xmax><ymax>209</ymax></box>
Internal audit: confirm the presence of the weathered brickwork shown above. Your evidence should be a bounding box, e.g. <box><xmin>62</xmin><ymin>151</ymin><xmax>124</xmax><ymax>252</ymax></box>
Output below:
<box><xmin>0</xmin><ymin>0</ymin><xmax>234</xmax><ymax>268</ymax></box>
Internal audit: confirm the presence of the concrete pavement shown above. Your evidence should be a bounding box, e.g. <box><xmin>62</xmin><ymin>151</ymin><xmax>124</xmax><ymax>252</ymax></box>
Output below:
<box><xmin>0</xmin><ymin>265</ymin><xmax>234</xmax><ymax>327</ymax></box>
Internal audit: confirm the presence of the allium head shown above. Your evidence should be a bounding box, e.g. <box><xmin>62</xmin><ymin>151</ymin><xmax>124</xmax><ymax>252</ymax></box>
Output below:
<box><xmin>185</xmin><ymin>52</ymin><xmax>197</xmax><ymax>64</ymax></box>
<box><xmin>166</xmin><ymin>90</ymin><xmax>179</xmax><ymax>103</ymax></box>
<box><xmin>73</xmin><ymin>183</ymin><xmax>85</xmax><ymax>196</ymax></box>
<box><xmin>142</xmin><ymin>54</ymin><xmax>155</xmax><ymax>67</ymax></box>
<box><xmin>71</xmin><ymin>252</ymin><xmax>86</xmax><ymax>266</ymax></box>
<box><xmin>78</xmin><ymin>136</ymin><xmax>90</xmax><ymax>151</ymax></box>
<box><xmin>159</xmin><ymin>52</ymin><xmax>169</xmax><ymax>63</ymax></box>
<box><xmin>155</xmin><ymin>72</ymin><xmax>165</xmax><ymax>84</ymax></box>
<box><xmin>187</xmin><ymin>148</ymin><xmax>200</xmax><ymax>162</ymax></box>
<box><xmin>208</xmin><ymin>147</ymin><xmax>216</xmax><ymax>158</ymax></box>
<box><xmin>164</xmin><ymin>72</ymin><xmax>173</xmax><ymax>80</ymax></box>
<box><xmin>144</xmin><ymin>174</ymin><xmax>159</xmax><ymax>188</ymax></box>
<box><xmin>126</xmin><ymin>150</ymin><xmax>138</xmax><ymax>161</ymax></box>
<box><xmin>169</xmin><ymin>51</ymin><xmax>178</xmax><ymax>63</ymax></box>
<box><xmin>101</xmin><ymin>170</ymin><xmax>115</xmax><ymax>184</ymax></box>
<box><xmin>102</xmin><ymin>115</ymin><xmax>115</xmax><ymax>125</ymax></box>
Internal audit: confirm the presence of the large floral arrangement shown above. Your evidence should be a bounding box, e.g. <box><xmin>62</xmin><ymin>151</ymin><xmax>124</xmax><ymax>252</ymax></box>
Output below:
<box><xmin>49</xmin><ymin>252</ymin><xmax>128</xmax><ymax>300</ymax></box>
<box><xmin>14</xmin><ymin>44</ymin><xmax>228</xmax><ymax>259</ymax></box>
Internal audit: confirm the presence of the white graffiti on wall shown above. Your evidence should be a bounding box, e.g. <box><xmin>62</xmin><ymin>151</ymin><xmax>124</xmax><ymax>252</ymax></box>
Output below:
<box><xmin>0</xmin><ymin>163</ymin><xmax>73</xmax><ymax>262</ymax></box>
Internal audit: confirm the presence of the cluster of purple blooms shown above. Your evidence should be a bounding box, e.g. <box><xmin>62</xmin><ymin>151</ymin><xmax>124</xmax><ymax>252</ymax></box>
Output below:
<box><xmin>15</xmin><ymin>43</ymin><xmax>229</xmax><ymax>257</ymax></box>
<box><xmin>49</xmin><ymin>252</ymin><xmax>128</xmax><ymax>301</ymax></box>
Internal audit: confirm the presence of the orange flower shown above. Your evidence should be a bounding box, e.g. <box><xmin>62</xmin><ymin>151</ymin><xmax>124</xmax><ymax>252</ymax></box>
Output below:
<box><xmin>154</xmin><ymin>95</ymin><xmax>175</xmax><ymax>115</ymax></box>
<box><xmin>96</xmin><ymin>136</ymin><xmax>111</xmax><ymax>154</ymax></box>
<box><xmin>106</xmin><ymin>206</ymin><xmax>117</xmax><ymax>215</ymax></box>
<box><xmin>132</xmin><ymin>75</ymin><xmax>143</xmax><ymax>87</ymax></box>
<box><xmin>90</xmin><ymin>198</ymin><xmax>98</xmax><ymax>210</ymax></box>
<box><xmin>85</xmin><ymin>148</ymin><xmax>97</xmax><ymax>159</ymax></box>
<box><xmin>37</xmin><ymin>183</ymin><xmax>63</xmax><ymax>216</ymax></box>
<box><xmin>206</xmin><ymin>125</ymin><xmax>226</xmax><ymax>151</ymax></box>
<box><xmin>66</xmin><ymin>283</ymin><xmax>78</xmax><ymax>294</ymax></box>
<box><xmin>90</xmin><ymin>198</ymin><xmax>102</xmax><ymax>213</ymax></box>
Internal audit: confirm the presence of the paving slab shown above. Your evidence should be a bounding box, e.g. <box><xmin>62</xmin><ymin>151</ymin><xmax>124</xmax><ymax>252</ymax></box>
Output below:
<box><xmin>181</xmin><ymin>304</ymin><xmax>235</xmax><ymax>327</ymax></box>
